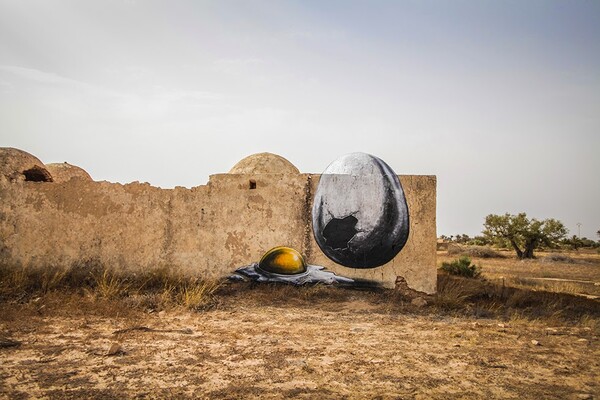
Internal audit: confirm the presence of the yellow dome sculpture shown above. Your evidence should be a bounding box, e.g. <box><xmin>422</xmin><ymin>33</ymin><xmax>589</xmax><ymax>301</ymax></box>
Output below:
<box><xmin>258</xmin><ymin>246</ymin><xmax>307</xmax><ymax>275</ymax></box>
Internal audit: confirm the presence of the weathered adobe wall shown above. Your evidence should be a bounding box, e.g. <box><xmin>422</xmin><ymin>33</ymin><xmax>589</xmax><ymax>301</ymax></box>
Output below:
<box><xmin>0</xmin><ymin>173</ymin><xmax>436</xmax><ymax>293</ymax></box>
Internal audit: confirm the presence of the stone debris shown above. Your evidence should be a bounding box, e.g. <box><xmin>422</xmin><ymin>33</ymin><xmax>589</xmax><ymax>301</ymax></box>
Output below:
<box><xmin>287</xmin><ymin>359</ymin><xmax>308</xmax><ymax>367</ymax></box>
<box><xmin>545</xmin><ymin>327</ymin><xmax>571</xmax><ymax>336</ymax></box>
<box><xmin>411</xmin><ymin>297</ymin><xmax>428</xmax><ymax>307</ymax></box>
<box><xmin>0</xmin><ymin>336</ymin><xmax>21</xmax><ymax>348</ymax></box>
<box><xmin>112</xmin><ymin>326</ymin><xmax>193</xmax><ymax>335</ymax></box>
<box><xmin>530</xmin><ymin>340</ymin><xmax>541</xmax><ymax>346</ymax></box>
<box><xmin>106</xmin><ymin>343</ymin><xmax>123</xmax><ymax>356</ymax></box>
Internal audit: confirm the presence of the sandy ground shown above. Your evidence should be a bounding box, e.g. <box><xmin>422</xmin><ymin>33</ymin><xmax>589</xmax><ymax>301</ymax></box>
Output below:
<box><xmin>1</xmin><ymin>287</ymin><xmax>598</xmax><ymax>400</ymax></box>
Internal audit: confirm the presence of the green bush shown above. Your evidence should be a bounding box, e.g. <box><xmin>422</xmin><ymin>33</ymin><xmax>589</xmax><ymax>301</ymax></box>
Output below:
<box><xmin>440</xmin><ymin>256</ymin><xmax>481</xmax><ymax>278</ymax></box>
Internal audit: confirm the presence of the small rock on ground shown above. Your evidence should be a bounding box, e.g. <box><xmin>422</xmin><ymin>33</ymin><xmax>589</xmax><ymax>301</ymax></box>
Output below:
<box><xmin>411</xmin><ymin>297</ymin><xmax>428</xmax><ymax>307</ymax></box>
<box><xmin>106</xmin><ymin>343</ymin><xmax>123</xmax><ymax>356</ymax></box>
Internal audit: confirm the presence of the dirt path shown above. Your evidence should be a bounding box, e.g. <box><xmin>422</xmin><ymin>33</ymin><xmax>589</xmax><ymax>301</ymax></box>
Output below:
<box><xmin>1</xmin><ymin>294</ymin><xmax>598</xmax><ymax>399</ymax></box>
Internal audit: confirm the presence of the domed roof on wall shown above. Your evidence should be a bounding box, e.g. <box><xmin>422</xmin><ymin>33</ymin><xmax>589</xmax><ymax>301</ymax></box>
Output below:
<box><xmin>46</xmin><ymin>162</ymin><xmax>93</xmax><ymax>183</ymax></box>
<box><xmin>229</xmin><ymin>153</ymin><xmax>300</xmax><ymax>174</ymax></box>
<box><xmin>0</xmin><ymin>147</ymin><xmax>53</xmax><ymax>182</ymax></box>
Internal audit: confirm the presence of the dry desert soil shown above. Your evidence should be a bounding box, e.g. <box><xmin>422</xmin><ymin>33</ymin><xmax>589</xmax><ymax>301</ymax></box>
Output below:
<box><xmin>1</xmin><ymin>251</ymin><xmax>599</xmax><ymax>399</ymax></box>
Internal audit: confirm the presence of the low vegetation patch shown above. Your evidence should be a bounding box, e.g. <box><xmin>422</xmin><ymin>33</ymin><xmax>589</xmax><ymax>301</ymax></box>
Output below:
<box><xmin>541</xmin><ymin>253</ymin><xmax>576</xmax><ymax>264</ymax></box>
<box><xmin>0</xmin><ymin>262</ymin><xmax>221</xmax><ymax>311</ymax></box>
<box><xmin>499</xmin><ymin>276</ymin><xmax>600</xmax><ymax>298</ymax></box>
<box><xmin>1</xmin><ymin>259</ymin><xmax>599</xmax><ymax>328</ymax></box>
<box><xmin>447</xmin><ymin>244</ymin><xmax>505</xmax><ymax>258</ymax></box>
<box><xmin>435</xmin><ymin>273</ymin><xmax>600</xmax><ymax>324</ymax></box>
<box><xmin>440</xmin><ymin>256</ymin><xmax>482</xmax><ymax>278</ymax></box>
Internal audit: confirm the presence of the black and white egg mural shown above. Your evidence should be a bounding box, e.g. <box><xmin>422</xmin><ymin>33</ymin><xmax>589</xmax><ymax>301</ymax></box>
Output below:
<box><xmin>231</xmin><ymin>152</ymin><xmax>409</xmax><ymax>286</ymax></box>
<box><xmin>312</xmin><ymin>152</ymin><xmax>410</xmax><ymax>269</ymax></box>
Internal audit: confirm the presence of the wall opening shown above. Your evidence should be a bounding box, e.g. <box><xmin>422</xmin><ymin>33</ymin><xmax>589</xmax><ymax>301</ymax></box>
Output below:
<box><xmin>249</xmin><ymin>179</ymin><xmax>256</xmax><ymax>189</ymax></box>
<box><xmin>23</xmin><ymin>166</ymin><xmax>53</xmax><ymax>182</ymax></box>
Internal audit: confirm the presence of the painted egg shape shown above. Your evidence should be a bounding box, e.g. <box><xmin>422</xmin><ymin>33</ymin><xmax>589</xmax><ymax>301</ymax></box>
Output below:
<box><xmin>258</xmin><ymin>246</ymin><xmax>307</xmax><ymax>275</ymax></box>
<box><xmin>311</xmin><ymin>153</ymin><xmax>409</xmax><ymax>269</ymax></box>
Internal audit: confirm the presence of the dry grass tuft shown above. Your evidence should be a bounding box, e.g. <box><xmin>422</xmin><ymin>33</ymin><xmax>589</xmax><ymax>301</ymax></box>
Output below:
<box><xmin>579</xmin><ymin>314</ymin><xmax>599</xmax><ymax>330</ymax></box>
<box><xmin>39</xmin><ymin>267</ymin><xmax>70</xmax><ymax>293</ymax></box>
<box><xmin>435</xmin><ymin>274</ymin><xmax>481</xmax><ymax>309</ymax></box>
<box><xmin>0</xmin><ymin>262</ymin><xmax>224</xmax><ymax>311</ymax></box>
<box><xmin>92</xmin><ymin>269</ymin><xmax>131</xmax><ymax>299</ymax></box>
<box><xmin>0</xmin><ymin>264</ymin><xmax>28</xmax><ymax>294</ymax></box>
<box><xmin>178</xmin><ymin>279</ymin><xmax>222</xmax><ymax>310</ymax></box>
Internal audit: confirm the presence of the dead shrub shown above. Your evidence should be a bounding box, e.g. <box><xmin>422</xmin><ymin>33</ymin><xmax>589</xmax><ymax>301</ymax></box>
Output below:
<box><xmin>541</xmin><ymin>253</ymin><xmax>576</xmax><ymax>264</ymax></box>
<box><xmin>448</xmin><ymin>244</ymin><xmax>505</xmax><ymax>259</ymax></box>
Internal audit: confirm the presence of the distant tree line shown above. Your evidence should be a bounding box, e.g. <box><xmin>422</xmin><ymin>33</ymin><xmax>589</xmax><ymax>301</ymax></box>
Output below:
<box><xmin>440</xmin><ymin>213</ymin><xmax>599</xmax><ymax>259</ymax></box>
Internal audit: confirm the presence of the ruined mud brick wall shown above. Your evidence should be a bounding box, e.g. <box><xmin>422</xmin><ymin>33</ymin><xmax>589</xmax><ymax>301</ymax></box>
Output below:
<box><xmin>0</xmin><ymin>149</ymin><xmax>436</xmax><ymax>293</ymax></box>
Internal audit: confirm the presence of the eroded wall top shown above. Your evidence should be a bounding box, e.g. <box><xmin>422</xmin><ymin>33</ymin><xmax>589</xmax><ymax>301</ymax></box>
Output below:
<box><xmin>0</xmin><ymin>148</ymin><xmax>437</xmax><ymax>292</ymax></box>
<box><xmin>46</xmin><ymin>162</ymin><xmax>93</xmax><ymax>183</ymax></box>
<box><xmin>0</xmin><ymin>148</ymin><xmax>53</xmax><ymax>183</ymax></box>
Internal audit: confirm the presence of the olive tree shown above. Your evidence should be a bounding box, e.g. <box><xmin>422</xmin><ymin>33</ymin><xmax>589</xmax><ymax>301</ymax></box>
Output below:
<box><xmin>483</xmin><ymin>213</ymin><xmax>567</xmax><ymax>259</ymax></box>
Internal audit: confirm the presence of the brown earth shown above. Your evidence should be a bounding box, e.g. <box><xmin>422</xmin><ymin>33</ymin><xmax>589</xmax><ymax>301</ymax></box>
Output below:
<box><xmin>1</xmin><ymin>277</ymin><xmax>599</xmax><ymax>400</ymax></box>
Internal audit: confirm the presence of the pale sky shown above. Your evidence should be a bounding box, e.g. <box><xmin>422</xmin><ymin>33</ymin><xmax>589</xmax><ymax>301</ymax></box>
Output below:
<box><xmin>1</xmin><ymin>0</ymin><xmax>599</xmax><ymax>239</ymax></box>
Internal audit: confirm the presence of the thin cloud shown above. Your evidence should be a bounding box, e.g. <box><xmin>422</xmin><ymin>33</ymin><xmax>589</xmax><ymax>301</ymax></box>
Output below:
<box><xmin>0</xmin><ymin>65</ymin><xmax>116</xmax><ymax>96</ymax></box>
<box><xmin>0</xmin><ymin>65</ymin><xmax>230</xmax><ymax>120</ymax></box>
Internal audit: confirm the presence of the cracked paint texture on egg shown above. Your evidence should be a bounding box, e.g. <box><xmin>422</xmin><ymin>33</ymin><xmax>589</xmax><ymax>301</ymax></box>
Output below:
<box><xmin>312</xmin><ymin>153</ymin><xmax>410</xmax><ymax>269</ymax></box>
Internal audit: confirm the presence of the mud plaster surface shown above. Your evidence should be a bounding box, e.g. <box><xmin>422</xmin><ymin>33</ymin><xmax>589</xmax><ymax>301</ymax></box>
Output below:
<box><xmin>1</xmin><ymin>174</ymin><xmax>436</xmax><ymax>292</ymax></box>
